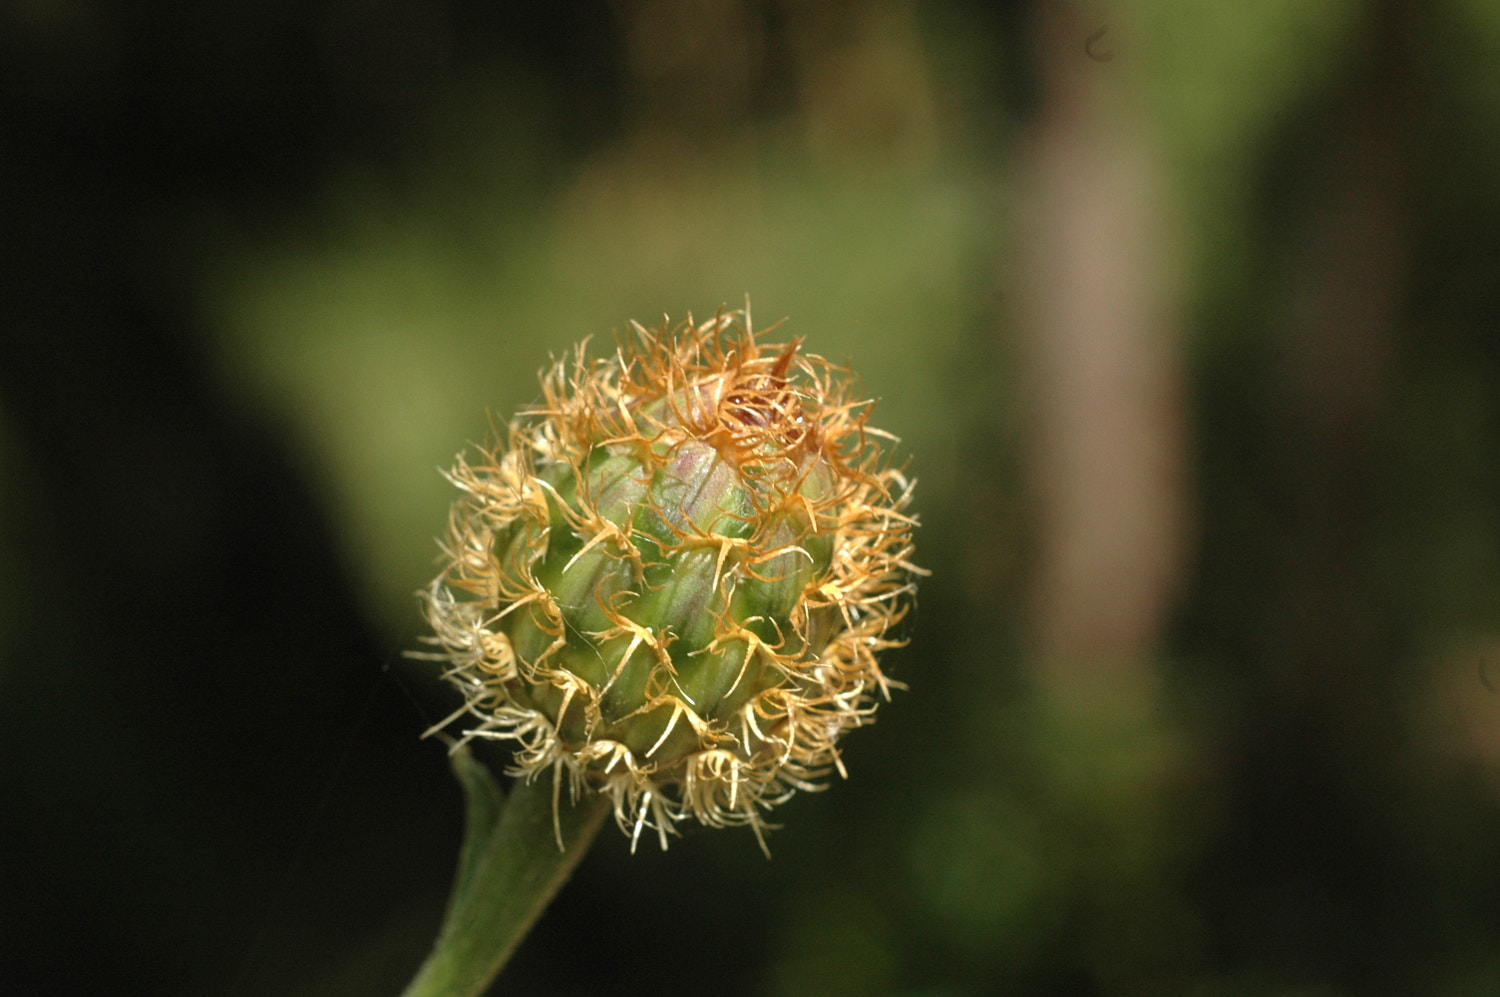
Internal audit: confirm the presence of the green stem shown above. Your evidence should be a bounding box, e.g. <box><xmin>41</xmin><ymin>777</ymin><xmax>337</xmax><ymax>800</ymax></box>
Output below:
<box><xmin>401</xmin><ymin>752</ymin><xmax>611</xmax><ymax>997</ymax></box>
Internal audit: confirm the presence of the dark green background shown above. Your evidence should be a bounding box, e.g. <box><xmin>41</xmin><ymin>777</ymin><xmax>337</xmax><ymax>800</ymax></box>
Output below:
<box><xmin>5</xmin><ymin>1</ymin><xmax>1500</xmax><ymax>994</ymax></box>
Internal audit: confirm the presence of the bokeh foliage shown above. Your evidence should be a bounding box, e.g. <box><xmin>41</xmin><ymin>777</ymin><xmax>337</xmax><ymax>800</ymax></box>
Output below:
<box><xmin>5</xmin><ymin>1</ymin><xmax>1500</xmax><ymax>995</ymax></box>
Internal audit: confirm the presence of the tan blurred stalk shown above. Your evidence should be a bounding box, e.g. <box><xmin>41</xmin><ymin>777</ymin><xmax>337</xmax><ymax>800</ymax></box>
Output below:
<box><xmin>1007</xmin><ymin>10</ymin><xmax>1205</xmax><ymax>987</ymax></box>
<box><xmin>1017</xmin><ymin>1</ymin><xmax>1187</xmax><ymax>681</ymax></box>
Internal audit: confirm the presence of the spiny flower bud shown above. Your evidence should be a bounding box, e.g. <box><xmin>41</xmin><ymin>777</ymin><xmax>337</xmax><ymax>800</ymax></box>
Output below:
<box><xmin>419</xmin><ymin>311</ymin><xmax>919</xmax><ymax>850</ymax></box>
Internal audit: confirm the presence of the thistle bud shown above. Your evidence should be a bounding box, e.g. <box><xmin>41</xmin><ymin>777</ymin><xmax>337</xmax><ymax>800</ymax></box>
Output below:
<box><xmin>419</xmin><ymin>311</ymin><xmax>919</xmax><ymax>850</ymax></box>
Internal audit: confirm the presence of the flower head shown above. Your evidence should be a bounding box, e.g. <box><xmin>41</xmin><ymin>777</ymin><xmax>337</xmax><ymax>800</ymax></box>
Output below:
<box><xmin>419</xmin><ymin>310</ymin><xmax>919</xmax><ymax>851</ymax></box>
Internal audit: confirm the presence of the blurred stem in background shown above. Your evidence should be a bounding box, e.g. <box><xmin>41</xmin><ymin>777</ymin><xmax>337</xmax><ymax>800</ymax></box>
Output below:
<box><xmin>1263</xmin><ymin>0</ymin><xmax>1415</xmax><ymax>713</ymax></box>
<box><xmin>1019</xmin><ymin>0</ymin><xmax>1188</xmax><ymax>673</ymax></box>
<box><xmin>1007</xmin><ymin>1</ymin><xmax>1200</xmax><ymax>988</ymax></box>
<box><xmin>1191</xmin><ymin>0</ymin><xmax>1425</xmax><ymax>985</ymax></box>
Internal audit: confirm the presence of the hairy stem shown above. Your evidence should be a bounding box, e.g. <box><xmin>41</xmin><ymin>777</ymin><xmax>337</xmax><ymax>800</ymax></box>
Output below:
<box><xmin>401</xmin><ymin>753</ymin><xmax>611</xmax><ymax>997</ymax></box>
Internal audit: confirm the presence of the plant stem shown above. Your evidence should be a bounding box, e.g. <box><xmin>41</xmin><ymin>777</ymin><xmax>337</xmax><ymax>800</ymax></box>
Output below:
<box><xmin>401</xmin><ymin>752</ymin><xmax>611</xmax><ymax>997</ymax></box>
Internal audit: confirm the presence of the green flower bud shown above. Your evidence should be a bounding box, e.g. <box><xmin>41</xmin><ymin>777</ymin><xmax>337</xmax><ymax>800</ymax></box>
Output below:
<box><xmin>419</xmin><ymin>311</ymin><xmax>919</xmax><ymax>850</ymax></box>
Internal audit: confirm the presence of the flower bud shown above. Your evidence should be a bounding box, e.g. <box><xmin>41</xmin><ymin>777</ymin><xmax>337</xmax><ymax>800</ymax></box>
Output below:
<box><xmin>419</xmin><ymin>311</ymin><xmax>919</xmax><ymax>850</ymax></box>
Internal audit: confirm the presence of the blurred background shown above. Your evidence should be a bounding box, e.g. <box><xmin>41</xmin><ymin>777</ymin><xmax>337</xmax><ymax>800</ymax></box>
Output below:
<box><xmin>5</xmin><ymin>0</ymin><xmax>1500</xmax><ymax>994</ymax></box>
